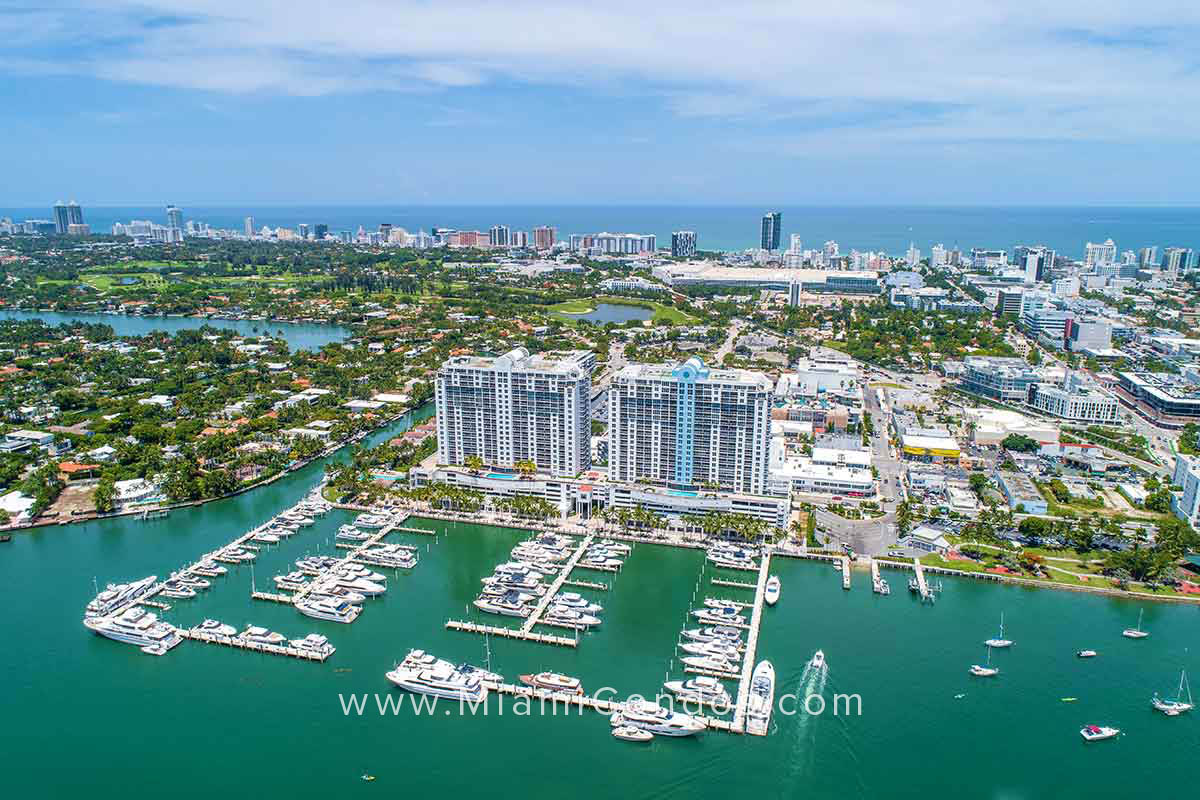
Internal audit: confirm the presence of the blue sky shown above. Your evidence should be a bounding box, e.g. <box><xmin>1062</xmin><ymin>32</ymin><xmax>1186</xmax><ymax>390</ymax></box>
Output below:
<box><xmin>4</xmin><ymin>1</ymin><xmax>1200</xmax><ymax>206</ymax></box>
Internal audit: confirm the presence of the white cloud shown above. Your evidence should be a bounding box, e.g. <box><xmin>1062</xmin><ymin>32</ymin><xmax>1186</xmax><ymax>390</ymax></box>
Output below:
<box><xmin>6</xmin><ymin>1</ymin><xmax>1200</xmax><ymax>141</ymax></box>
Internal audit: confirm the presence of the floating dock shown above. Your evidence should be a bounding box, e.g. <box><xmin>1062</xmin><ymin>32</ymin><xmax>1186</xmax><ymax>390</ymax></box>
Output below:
<box><xmin>251</xmin><ymin>591</ymin><xmax>294</xmax><ymax>604</ymax></box>
<box><xmin>732</xmin><ymin>551</ymin><xmax>772</xmax><ymax>736</ymax></box>
<box><xmin>445</xmin><ymin>619</ymin><xmax>577</xmax><ymax>648</ymax></box>
<box><xmin>842</xmin><ymin>557</ymin><xmax>851</xmax><ymax>590</ymax></box>
<box><xmin>520</xmin><ymin>534</ymin><xmax>595</xmax><ymax>633</ymax></box>
<box><xmin>178</xmin><ymin>628</ymin><xmax>330</xmax><ymax>661</ymax></box>
<box><xmin>711</xmin><ymin>577</ymin><xmax>756</xmax><ymax>590</ymax></box>
<box><xmin>562</xmin><ymin>579</ymin><xmax>609</xmax><ymax>591</ymax></box>
<box><xmin>912</xmin><ymin>557</ymin><xmax>933</xmax><ymax>602</ymax></box>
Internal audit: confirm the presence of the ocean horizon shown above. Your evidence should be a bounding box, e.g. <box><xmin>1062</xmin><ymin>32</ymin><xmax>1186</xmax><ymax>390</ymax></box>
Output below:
<box><xmin>3</xmin><ymin>204</ymin><xmax>1198</xmax><ymax>258</ymax></box>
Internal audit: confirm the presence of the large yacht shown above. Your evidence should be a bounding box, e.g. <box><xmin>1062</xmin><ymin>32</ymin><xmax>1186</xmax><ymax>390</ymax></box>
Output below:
<box><xmin>326</xmin><ymin>575</ymin><xmax>387</xmax><ymax>597</ymax></box>
<box><xmin>745</xmin><ymin>660</ymin><xmax>775</xmax><ymax>736</ymax></box>
<box><xmin>290</xmin><ymin>633</ymin><xmax>336</xmax><ymax>657</ymax></box>
<box><xmin>680</xmin><ymin>654</ymin><xmax>739</xmax><ymax>673</ymax></box>
<box><xmin>519</xmin><ymin>671</ymin><xmax>583</xmax><ymax>694</ymax></box>
<box><xmin>483</xmin><ymin>575</ymin><xmax>545</xmax><ymax>594</ymax></box>
<box><xmin>84</xmin><ymin>606</ymin><xmax>181</xmax><ymax>649</ymax></box>
<box><xmin>295</xmin><ymin>596</ymin><xmax>362</xmax><ymax>623</ymax></box>
<box><xmin>682</xmin><ymin>626</ymin><xmax>744</xmax><ymax>644</ymax></box>
<box><xmin>195</xmin><ymin>619</ymin><xmax>237</xmax><ymax>637</ymax></box>
<box><xmin>616</xmin><ymin>700</ymin><xmax>706</xmax><ymax>736</ymax></box>
<box><xmin>333</xmin><ymin>564</ymin><xmax>387</xmax><ymax>583</ymax></box>
<box><xmin>553</xmin><ymin>592</ymin><xmax>602</xmax><ymax>613</ymax></box>
<box><xmin>355</xmin><ymin>549</ymin><xmax>418</xmax><ymax>569</ymax></box>
<box><xmin>354</xmin><ymin>513</ymin><xmax>389</xmax><ymax>529</ymax></box>
<box><xmin>473</xmin><ymin>593</ymin><xmax>532</xmax><ymax>617</ymax></box>
<box><xmin>85</xmin><ymin>575</ymin><xmax>158</xmax><ymax>617</ymax></box>
<box><xmin>680</xmin><ymin>640</ymin><xmax>741</xmax><ymax>660</ymax></box>
<box><xmin>385</xmin><ymin>662</ymin><xmax>489</xmax><ymax>703</ymax></box>
<box><xmin>663</xmin><ymin>676</ymin><xmax>732</xmax><ymax>708</ymax></box>
<box><xmin>310</xmin><ymin>583</ymin><xmax>367</xmax><ymax>603</ymax></box>
<box><xmin>544</xmin><ymin>605</ymin><xmax>602</xmax><ymax>628</ymax></box>
<box><xmin>336</xmin><ymin>524</ymin><xmax>370</xmax><ymax>542</ymax></box>
<box><xmin>691</xmin><ymin>607</ymin><xmax>747</xmax><ymax>626</ymax></box>
<box><xmin>241</xmin><ymin>626</ymin><xmax>287</xmax><ymax>645</ymax></box>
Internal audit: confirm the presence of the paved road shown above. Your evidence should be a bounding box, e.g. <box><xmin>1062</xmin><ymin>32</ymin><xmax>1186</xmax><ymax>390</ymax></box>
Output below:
<box><xmin>814</xmin><ymin>509</ymin><xmax>897</xmax><ymax>556</ymax></box>
<box><xmin>714</xmin><ymin>318</ymin><xmax>746</xmax><ymax>363</ymax></box>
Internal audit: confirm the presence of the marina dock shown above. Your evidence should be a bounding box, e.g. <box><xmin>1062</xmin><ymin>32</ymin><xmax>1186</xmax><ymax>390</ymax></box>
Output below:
<box><xmin>842</xmin><ymin>557</ymin><xmax>851</xmax><ymax>590</ymax></box>
<box><xmin>711</xmin><ymin>577</ymin><xmax>756</xmax><ymax>590</ymax></box>
<box><xmin>562</xmin><ymin>579</ymin><xmax>609</xmax><ymax>591</ymax></box>
<box><xmin>251</xmin><ymin>591</ymin><xmax>294</xmax><ymax>604</ymax></box>
<box><xmin>731</xmin><ymin>551</ymin><xmax>772</xmax><ymax>736</ymax></box>
<box><xmin>445</xmin><ymin>619</ymin><xmax>577</xmax><ymax>647</ymax></box>
<box><xmin>912</xmin><ymin>557</ymin><xmax>933</xmax><ymax>602</ymax></box>
<box><xmin>177</xmin><ymin>628</ymin><xmax>330</xmax><ymax>662</ymax></box>
<box><xmin>520</xmin><ymin>534</ymin><xmax>595</xmax><ymax>632</ymax></box>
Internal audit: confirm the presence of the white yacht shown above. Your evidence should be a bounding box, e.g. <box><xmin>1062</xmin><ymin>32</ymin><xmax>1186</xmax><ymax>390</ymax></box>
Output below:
<box><xmin>596</xmin><ymin>539</ymin><xmax>631</xmax><ymax>555</ymax></box>
<box><xmin>809</xmin><ymin>649</ymin><xmax>826</xmax><ymax>670</ymax></box>
<box><xmin>680</xmin><ymin>654</ymin><xmax>739</xmax><ymax>673</ymax></box>
<box><xmin>334</xmin><ymin>564</ymin><xmax>387</xmax><ymax>583</ymax></box>
<box><xmin>327</xmin><ymin>576</ymin><xmax>387</xmax><ymax>597</ymax></box>
<box><xmin>275</xmin><ymin>571</ymin><xmax>309</xmax><ymax>591</ymax></box>
<box><xmin>580</xmin><ymin>556</ymin><xmax>623</xmax><ymax>569</ymax></box>
<box><xmin>309</xmin><ymin>583</ymin><xmax>367</xmax><ymax>604</ymax></box>
<box><xmin>190</xmin><ymin>561</ymin><xmax>226</xmax><ymax>577</ymax></box>
<box><xmin>691</xmin><ymin>607</ymin><xmax>746</xmax><ymax>626</ymax></box>
<box><xmin>746</xmin><ymin>660</ymin><xmax>775</xmax><ymax>736</ymax></box>
<box><xmin>196</xmin><ymin>619</ymin><xmax>237</xmax><ymax>637</ymax></box>
<box><xmin>494</xmin><ymin>563</ymin><xmax>547</xmax><ymax>581</ymax></box>
<box><xmin>290</xmin><ymin>633</ymin><xmax>336</xmax><ymax>656</ymax></box>
<box><xmin>617</xmin><ymin>700</ymin><xmax>706</xmax><ymax>737</ymax></box>
<box><xmin>252</xmin><ymin>532</ymin><xmax>281</xmax><ymax>545</ymax></box>
<box><xmin>85</xmin><ymin>575</ymin><xmax>158</xmax><ymax>617</ymax></box>
<box><xmin>970</xmin><ymin>647</ymin><xmax>998</xmax><ymax>677</ymax></box>
<box><xmin>764</xmin><ymin>575</ymin><xmax>781</xmax><ymax>606</ymax></box>
<box><xmin>1123</xmin><ymin>609</ymin><xmax>1149</xmax><ymax>639</ymax></box>
<box><xmin>1152</xmin><ymin>670</ymin><xmax>1194</xmax><ymax>716</ymax></box>
<box><xmin>385</xmin><ymin>663</ymin><xmax>488</xmax><ymax>703</ymax></box>
<box><xmin>544</xmin><ymin>605</ymin><xmax>602</xmax><ymax>628</ymax></box>
<box><xmin>682</xmin><ymin>626</ymin><xmax>744</xmax><ymax>644</ymax></box>
<box><xmin>356</xmin><ymin>549</ymin><xmax>418</xmax><ymax>569</ymax></box>
<box><xmin>241</xmin><ymin>626</ymin><xmax>287</xmax><ymax>645</ymax></box>
<box><xmin>159</xmin><ymin>581</ymin><xmax>196</xmax><ymax>599</ymax></box>
<box><xmin>354</xmin><ymin>513</ymin><xmax>389</xmax><ymax>529</ymax></box>
<box><xmin>553</xmin><ymin>592</ymin><xmax>602</xmax><ymax>613</ymax></box>
<box><xmin>612</xmin><ymin>725</ymin><xmax>654</xmax><ymax>742</ymax></box>
<box><xmin>296</xmin><ymin>596</ymin><xmax>361</xmax><ymax>624</ymax></box>
<box><xmin>520</xmin><ymin>671</ymin><xmax>583</xmax><ymax>694</ymax></box>
<box><xmin>336</xmin><ymin>525</ymin><xmax>370</xmax><ymax>542</ymax></box>
<box><xmin>483</xmin><ymin>575</ymin><xmax>545</xmax><ymax>594</ymax></box>
<box><xmin>1080</xmin><ymin>724</ymin><xmax>1119</xmax><ymax>742</ymax></box>
<box><xmin>680</xmin><ymin>640</ymin><xmax>741</xmax><ymax>660</ymax></box>
<box><xmin>479</xmin><ymin>584</ymin><xmax>536</xmax><ymax>603</ymax></box>
<box><xmin>663</xmin><ymin>676</ymin><xmax>732</xmax><ymax>708</ymax></box>
<box><xmin>473</xmin><ymin>594</ymin><xmax>531</xmax><ymax>618</ymax></box>
<box><xmin>172</xmin><ymin>572</ymin><xmax>210</xmax><ymax>590</ymax></box>
<box><xmin>984</xmin><ymin>612</ymin><xmax>1013</xmax><ymax>648</ymax></box>
<box><xmin>84</xmin><ymin>606</ymin><xmax>181</xmax><ymax>649</ymax></box>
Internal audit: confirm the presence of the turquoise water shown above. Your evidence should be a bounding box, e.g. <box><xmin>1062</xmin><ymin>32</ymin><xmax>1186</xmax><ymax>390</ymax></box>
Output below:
<box><xmin>0</xmin><ymin>309</ymin><xmax>348</xmax><ymax>351</ymax></box>
<box><xmin>4</xmin><ymin>410</ymin><xmax>1199</xmax><ymax>797</ymax></box>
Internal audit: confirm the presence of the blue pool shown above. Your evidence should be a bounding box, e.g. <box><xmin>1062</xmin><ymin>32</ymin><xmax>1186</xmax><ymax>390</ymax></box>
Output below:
<box><xmin>487</xmin><ymin>473</ymin><xmax>519</xmax><ymax>480</ymax></box>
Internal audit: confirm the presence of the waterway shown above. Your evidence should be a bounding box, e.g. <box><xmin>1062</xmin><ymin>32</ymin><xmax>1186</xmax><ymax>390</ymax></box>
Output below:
<box><xmin>0</xmin><ymin>308</ymin><xmax>349</xmax><ymax>351</ymax></box>
<box><xmin>561</xmin><ymin>302</ymin><xmax>654</xmax><ymax>324</ymax></box>
<box><xmin>4</xmin><ymin>446</ymin><xmax>1199</xmax><ymax>797</ymax></box>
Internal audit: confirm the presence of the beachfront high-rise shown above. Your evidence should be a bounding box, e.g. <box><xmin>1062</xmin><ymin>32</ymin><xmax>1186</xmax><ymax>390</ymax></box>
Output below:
<box><xmin>166</xmin><ymin>205</ymin><xmax>183</xmax><ymax>231</ymax></box>
<box><xmin>533</xmin><ymin>225</ymin><xmax>556</xmax><ymax>250</ymax></box>
<box><xmin>608</xmin><ymin>358</ymin><xmax>773</xmax><ymax>494</ymax></box>
<box><xmin>671</xmin><ymin>230</ymin><xmax>697</xmax><ymax>258</ymax></box>
<box><xmin>436</xmin><ymin>348</ymin><xmax>591</xmax><ymax>478</ymax></box>
<box><xmin>760</xmin><ymin>211</ymin><xmax>781</xmax><ymax>251</ymax></box>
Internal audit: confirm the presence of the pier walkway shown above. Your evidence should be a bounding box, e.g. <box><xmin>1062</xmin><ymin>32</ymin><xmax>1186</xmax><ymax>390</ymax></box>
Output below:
<box><xmin>732</xmin><ymin>551</ymin><xmax>772</xmax><ymax>736</ymax></box>
<box><xmin>842</xmin><ymin>557</ymin><xmax>851</xmax><ymax>590</ymax></box>
<box><xmin>521</xmin><ymin>534</ymin><xmax>595</xmax><ymax>633</ymax></box>
<box><xmin>445</xmin><ymin>619</ymin><xmax>577</xmax><ymax>648</ymax></box>
<box><xmin>912</xmin><ymin>557</ymin><xmax>932</xmax><ymax>602</ymax></box>
<box><xmin>178</xmin><ymin>628</ymin><xmax>330</xmax><ymax>662</ymax></box>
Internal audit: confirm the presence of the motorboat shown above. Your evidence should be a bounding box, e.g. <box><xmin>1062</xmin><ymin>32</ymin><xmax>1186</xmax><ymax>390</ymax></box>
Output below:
<box><xmin>617</xmin><ymin>700</ymin><xmax>706</xmax><ymax>737</ymax></box>
<box><xmin>171</xmin><ymin>572</ymin><xmax>210</xmax><ymax>589</ymax></box>
<box><xmin>519</xmin><ymin>671</ymin><xmax>583</xmax><ymax>695</ymax></box>
<box><xmin>309</xmin><ymin>584</ymin><xmax>367</xmax><ymax>604</ymax></box>
<box><xmin>553</xmin><ymin>592</ymin><xmax>602</xmax><ymax>613</ymax></box>
<box><xmin>483</xmin><ymin>575</ymin><xmax>545</xmax><ymax>594</ymax></box>
<box><xmin>354</xmin><ymin>513</ymin><xmax>389</xmax><ymax>529</ymax></box>
<box><xmin>385</xmin><ymin>662</ymin><xmax>488</xmax><ymax>703</ymax></box>
<box><xmin>275</xmin><ymin>571</ymin><xmax>309</xmax><ymax>590</ymax></box>
<box><xmin>579</xmin><ymin>556</ymin><xmax>623</xmax><ymax>569</ymax></box>
<box><xmin>85</xmin><ymin>575</ymin><xmax>158</xmax><ymax>617</ymax></box>
<box><xmin>764</xmin><ymin>575</ymin><xmax>781</xmax><ymax>606</ymax></box>
<box><xmin>196</xmin><ymin>619</ymin><xmax>237</xmax><ymax>637</ymax></box>
<box><xmin>703</xmin><ymin>598</ymin><xmax>743</xmax><ymax>610</ymax></box>
<box><xmin>454</xmin><ymin>662</ymin><xmax>503</xmax><ymax>685</ymax></box>
<box><xmin>1077</xmin><ymin>650</ymin><xmax>1098</xmax><ymax>658</ymax></box>
<box><xmin>297</xmin><ymin>555</ymin><xmax>341</xmax><ymax>572</ymax></box>
<box><xmin>1123</xmin><ymin>609</ymin><xmax>1149</xmax><ymax>639</ymax></box>
<box><xmin>241</xmin><ymin>626</ymin><xmax>287</xmax><ymax>645</ymax></box>
<box><xmin>494</xmin><ymin>563</ymin><xmax>548</xmax><ymax>580</ymax></box>
<box><xmin>691</xmin><ymin>607</ymin><xmax>746</xmax><ymax>626</ymax></box>
<box><xmin>984</xmin><ymin>612</ymin><xmax>1013</xmax><ymax>648</ymax></box>
<box><xmin>680</xmin><ymin>654</ymin><xmax>739</xmax><ymax>673</ymax></box>
<box><xmin>290</xmin><ymin>633</ymin><xmax>336</xmax><ymax>657</ymax></box>
<box><xmin>83</xmin><ymin>607</ymin><xmax>181</xmax><ymax>649</ymax></box>
<box><xmin>190</xmin><ymin>561</ymin><xmax>226</xmax><ymax>577</ymax></box>
<box><xmin>1152</xmin><ymin>670</ymin><xmax>1194</xmax><ymax>716</ymax></box>
<box><xmin>334</xmin><ymin>564</ymin><xmax>387</xmax><ymax>583</ymax></box>
<box><xmin>473</xmin><ymin>595</ymin><xmax>532</xmax><ymax>618</ymax></box>
<box><xmin>681</xmin><ymin>626</ymin><xmax>744</xmax><ymax>644</ymax></box>
<box><xmin>746</xmin><ymin>660</ymin><xmax>775</xmax><ymax>735</ymax></box>
<box><xmin>680</xmin><ymin>640</ymin><xmax>741</xmax><ymax>660</ymax></box>
<box><xmin>544</xmin><ymin>605</ymin><xmax>602</xmax><ymax>628</ymax></box>
<box><xmin>1080</xmin><ymin>725</ymin><xmax>1119</xmax><ymax>742</ymax></box>
<box><xmin>663</xmin><ymin>676</ymin><xmax>732</xmax><ymax>708</ymax></box>
<box><xmin>326</xmin><ymin>575</ymin><xmax>386</xmax><ymax>597</ymax></box>
<box><xmin>595</xmin><ymin>539</ymin><xmax>631</xmax><ymax>555</ymax></box>
<box><xmin>809</xmin><ymin>650</ymin><xmax>826</xmax><ymax>670</ymax></box>
<box><xmin>159</xmin><ymin>581</ymin><xmax>196</xmax><ymax>599</ymax></box>
<box><xmin>706</xmin><ymin>553</ymin><xmax>757</xmax><ymax>570</ymax></box>
<box><xmin>296</xmin><ymin>596</ymin><xmax>361</xmax><ymax>623</ymax></box>
<box><xmin>252</xmin><ymin>532</ymin><xmax>281</xmax><ymax>545</ymax></box>
<box><xmin>479</xmin><ymin>584</ymin><xmax>536</xmax><ymax>604</ymax></box>
<box><xmin>221</xmin><ymin>546</ymin><xmax>255</xmax><ymax>562</ymax></box>
<box><xmin>355</xmin><ymin>549</ymin><xmax>418</xmax><ymax>569</ymax></box>
<box><xmin>612</xmin><ymin>726</ymin><xmax>654</xmax><ymax>742</ymax></box>
<box><xmin>336</xmin><ymin>525</ymin><xmax>370</xmax><ymax>542</ymax></box>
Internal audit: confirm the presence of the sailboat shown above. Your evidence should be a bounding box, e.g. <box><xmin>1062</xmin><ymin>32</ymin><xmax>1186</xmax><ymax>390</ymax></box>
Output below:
<box><xmin>970</xmin><ymin>646</ymin><xmax>999</xmax><ymax>677</ymax></box>
<box><xmin>984</xmin><ymin>612</ymin><xmax>1013</xmax><ymax>648</ymax></box>
<box><xmin>1122</xmin><ymin>609</ymin><xmax>1149</xmax><ymax>639</ymax></box>
<box><xmin>1152</xmin><ymin>669</ymin><xmax>1194</xmax><ymax>716</ymax></box>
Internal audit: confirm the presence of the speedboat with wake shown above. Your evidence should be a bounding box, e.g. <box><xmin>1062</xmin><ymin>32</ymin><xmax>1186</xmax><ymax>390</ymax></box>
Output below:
<box><xmin>809</xmin><ymin>649</ymin><xmax>826</xmax><ymax>670</ymax></box>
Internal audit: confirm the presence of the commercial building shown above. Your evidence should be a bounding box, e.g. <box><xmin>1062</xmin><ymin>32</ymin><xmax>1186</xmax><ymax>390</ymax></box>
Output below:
<box><xmin>997</xmin><ymin>472</ymin><xmax>1048</xmax><ymax>514</ymax></box>
<box><xmin>767</xmin><ymin>440</ymin><xmax>875</xmax><ymax>497</ymax></box>
<box><xmin>671</xmin><ymin>230</ymin><xmax>697</xmax><ymax>258</ymax></box>
<box><xmin>899</xmin><ymin>428</ymin><xmax>961</xmax><ymax>463</ymax></box>
<box><xmin>760</xmin><ymin>212</ymin><xmax>781</xmax><ymax>251</ymax></box>
<box><xmin>963</xmin><ymin>407</ymin><xmax>1058</xmax><ymax>447</ymax></box>
<box><xmin>1064</xmin><ymin>317</ymin><xmax>1112</xmax><ymax>353</ymax></box>
<box><xmin>651</xmin><ymin>262</ymin><xmax>880</xmax><ymax>294</ymax></box>
<box><xmin>1162</xmin><ymin>247</ymin><xmax>1194</xmax><ymax>276</ymax></box>
<box><xmin>1116</xmin><ymin>372</ymin><xmax>1200</xmax><ymax>421</ymax></box>
<box><xmin>1019</xmin><ymin>292</ymin><xmax>1073</xmax><ymax>344</ymax></box>
<box><xmin>608</xmin><ymin>357</ymin><xmax>773</xmax><ymax>494</ymax></box>
<box><xmin>435</xmin><ymin>348</ymin><xmax>591</xmax><ymax>478</ymax></box>
<box><xmin>997</xmin><ymin>287</ymin><xmax>1024</xmax><ymax>316</ymax></box>
<box><xmin>569</xmin><ymin>232</ymin><xmax>656</xmax><ymax>254</ymax></box>
<box><xmin>598</xmin><ymin>276</ymin><xmax>665</xmax><ymax>293</ymax></box>
<box><xmin>962</xmin><ymin>356</ymin><xmax>1040</xmax><ymax>403</ymax></box>
<box><xmin>1029</xmin><ymin>371</ymin><xmax>1121</xmax><ymax>423</ymax></box>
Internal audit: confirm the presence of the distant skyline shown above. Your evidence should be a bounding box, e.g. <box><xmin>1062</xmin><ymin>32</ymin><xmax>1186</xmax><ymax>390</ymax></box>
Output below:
<box><xmin>5</xmin><ymin>2</ymin><xmax>1200</xmax><ymax>205</ymax></box>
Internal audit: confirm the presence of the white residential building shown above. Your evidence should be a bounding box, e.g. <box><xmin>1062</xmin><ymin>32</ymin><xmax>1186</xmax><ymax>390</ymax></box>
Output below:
<box><xmin>609</xmin><ymin>357</ymin><xmax>773</xmax><ymax>494</ymax></box>
<box><xmin>436</xmin><ymin>348</ymin><xmax>591</xmax><ymax>478</ymax></box>
<box><xmin>1171</xmin><ymin>454</ymin><xmax>1200</xmax><ymax>528</ymax></box>
<box><xmin>1030</xmin><ymin>371</ymin><xmax>1121</xmax><ymax>423</ymax></box>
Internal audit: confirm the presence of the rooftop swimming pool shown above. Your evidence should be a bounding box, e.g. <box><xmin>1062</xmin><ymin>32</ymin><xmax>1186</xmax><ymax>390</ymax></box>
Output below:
<box><xmin>487</xmin><ymin>473</ymin><xmax>520</xmax><ymax>480</ymax></box>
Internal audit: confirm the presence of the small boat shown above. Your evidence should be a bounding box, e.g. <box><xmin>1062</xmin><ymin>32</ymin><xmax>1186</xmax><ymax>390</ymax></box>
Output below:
<box><xmin>663</xmin><ymin>676</ymin><xmax>732</xmax><ymax>708</ymax></box>
<box><xmin>970</xmin><ymin>647</ymin><xmax>998</xmax><ymax>677</ymax></box>
<box><xmin>679</xmin><ymin>640</ymin><xmax>741</xmax><ymax>659</ymax></box>
<box><xmin>252</xmin><ymin>532</ymin><xmax>281</xmax><ymax>544</ymax></box>
<box><xmin>809</xmin><ymin>649</ymin><xmax>826</xmax><ymax>670</ymax></box>
<box><xmin>1122</xmin><ymin>609</ymin><xmax>1149</xmax><ymax>639</ymax></box>
<box><xmin>1080</xmin><ymin>724</ymin><xmax>1119</xmax><ymax>742</ymax></box>
<box><xmin>519</xmin><ymin>671</ymin><xmax>583</xmax><ymax>694</ymax></box>
<box><xmin>984</xmin><ymin>612</ymin><xmax>1013</xmax><ymax>648</ymax></box>
<box><xmin>1077</xmin><ymin>650</ymin><xmax>1098</xmax><ymax>658</ymax></box>
<box><xmin>361</xmin><ymin>774</ymin><xmax>376</xmax><ymax>782</ymax></box>
<box><xmin>681</xmin><ymin>626</ymin><xmax>744</xmax><ymax>644</ymax></box>
<box><xmin>764</xmin><ymin>575</ymin><xmax>781</xmax><ymax>606</ymax></box>
<box><xmin>1062</xmin><ymin>697</ymin><xmax>1077</xmax><ymax>702</ymax></box>
<box><xmin>241</xmin><ymin>625</ymin><xmax>286</xmax><ymax>645</ymax></box>
<box><xmin>1152</xmin><ymin>669</ymin><xmax>1194</xmax><ymax>716</ymax></box>
<box><xmin>691</xmin><ymin>607</ymin><xmax>746</xmax><ymax>626</ymax></box>
<box><xmin>196</xmin><ymin>619</ymin><xmax>237</xmax><ymax>637</ymax></box>
<box><xmin>553</xmin><ymin>592</ymin><xmax>603</xmax><ymax>613</ymax></box>
<box><xmin>612</xmin><ymin>725</ymin><xmax>654</xmax><ymax>742</ymax></box>
<box><xmin>680</xmin><ymin>654</ymin><xmax>739</xmax><ymax>673</ymax></box>
<box><xmin>141</xmin><ymin>642</ymin><xmax>168</xmax><ymax>656</ymax></box>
